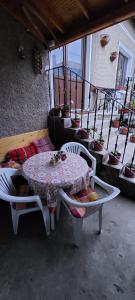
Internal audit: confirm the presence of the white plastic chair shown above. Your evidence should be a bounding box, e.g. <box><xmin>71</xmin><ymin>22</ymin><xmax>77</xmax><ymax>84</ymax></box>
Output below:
<box><xmin>58</xmin><ymin>175</ymin><xmax>120</xmax><ymax>245</ymax></box>
<box><xmin>0</xmin><ymin>168</ymin><xmax>50</xmax><ymax>235</ymax></box>
<box><xmin>54</xmin><ymin>142</ymin><xmax>97</xmax><ymax>223</ymax></box>
<box><xmin>61</xmin><ymin>142</ymin><xmax>96</xmax><ymax>176</ymax></box>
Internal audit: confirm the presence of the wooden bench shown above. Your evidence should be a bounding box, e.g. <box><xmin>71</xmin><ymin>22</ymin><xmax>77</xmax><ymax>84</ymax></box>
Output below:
<box><xmin>0</xmin><ymin>128</ymin><xmax>48</xmax><ymax>162</ymax></box>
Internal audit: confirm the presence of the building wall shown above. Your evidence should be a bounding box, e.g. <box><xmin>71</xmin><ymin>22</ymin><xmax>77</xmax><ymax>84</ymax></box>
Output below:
<box><xmin>0</xmin><ymin>9</ymin><xmax>49</xmax><ymax>138</ymax></box>
<box><xmin>91</xmin><ymin>21</ymin><xmax>135</xmax><ymax>89</ymax></box>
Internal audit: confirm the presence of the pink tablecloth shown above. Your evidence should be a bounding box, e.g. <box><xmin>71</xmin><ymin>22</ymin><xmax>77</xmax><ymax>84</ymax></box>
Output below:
<box><xmin>22</xmin><ymin>151</ymin><xmax>90</xmax><ymax>207</ymax></box>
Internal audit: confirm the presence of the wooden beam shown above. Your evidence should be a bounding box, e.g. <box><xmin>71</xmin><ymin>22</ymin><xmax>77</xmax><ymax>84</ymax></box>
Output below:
<box><xmin>74</xmin><ymin>0</ymin><xmax>89</xmax><ymax>20</ymax></box>
<box><xmin>25</xmin><ymin>3</ymin><xmax>58</xmax><ymax>44</ymax></box>
<box><xmin>51</xmin><ymin>1</ymin><xmax>135</xmax><ymax>49</ymax></box>
<box><xmin>22</xmin><ymin>5</ymin><xmax>49</xmax><ymax>48</ymax></box>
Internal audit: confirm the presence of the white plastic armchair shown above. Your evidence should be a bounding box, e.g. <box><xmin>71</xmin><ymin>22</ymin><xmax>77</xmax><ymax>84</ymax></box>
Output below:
<box><xmin>58</xmin><ymin>175</ymin><xmax>120</xmax><ymax>245</ymax></box>
<box><xmin>61</xmin><ymin>142</ymin><xmax>96</xmax><ymax>175</ymax></box>
<box><xmin>0</xmin><ymin>168</ymin><xmax>50</xmax><ymax>235</ymax></box>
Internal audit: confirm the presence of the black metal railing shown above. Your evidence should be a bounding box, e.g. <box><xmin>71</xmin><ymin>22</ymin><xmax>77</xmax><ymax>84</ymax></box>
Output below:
<box><xmin>46</xmin><ymin>65</ymin><xmax>135</xmax><ymax>173</ymax></box>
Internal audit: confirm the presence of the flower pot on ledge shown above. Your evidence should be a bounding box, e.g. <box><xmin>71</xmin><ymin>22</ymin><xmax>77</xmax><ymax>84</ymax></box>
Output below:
<box><xmin>108</xmin><ymin>152</ymin><xmax>121</xmax><ymax>165</ymax></box>
<box><xmin>93</xmin><ymin>139</ymin><xmax>104</xmax><ymax>151</ymax></box>
<box><xmin>71</xmin><ymin>118</ymin><xmax>81</xmax><ymax>128</ymax></box>
<box><xmin>130</xmin><ymin>134</ymin><xmax>135</xmax><ymax>143</ymax></box>
<box><xmin>119</xmin><ymin>127</ymin><xmax>128</xmax><ymax>135</ymax></box>
<box><xmin>100</xmin><ymin>34</ymin><xmax>110</xmax><ymax>47</ymax></box>
<box><xmin>77</xmin><ymin>129</ymin><xmax>89</xmax><ymax>139</ymax></box>
<box><xmin>123</xmin><ymin>163</ymin><xmax>135</xmax><ymax>178</ymax></box>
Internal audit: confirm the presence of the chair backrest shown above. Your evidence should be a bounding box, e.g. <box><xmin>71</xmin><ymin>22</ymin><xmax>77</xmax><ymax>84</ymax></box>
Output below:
<box><xmin>61</xmin><ymin>142</ymin><xmax>96</xmax><ymax>175</ymax></box>
<box><xmin>0</xmin><ymin>168</ymin><xmax>19</xmax><ymax>197</ymax></box>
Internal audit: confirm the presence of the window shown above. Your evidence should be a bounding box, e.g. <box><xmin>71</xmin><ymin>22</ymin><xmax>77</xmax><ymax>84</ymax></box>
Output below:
<box><xmin>116</xmin><ymin>52</ymin><xmax>128</xmax><ymax>88</ymax></box>
<box><xmin>67</xmin><ymin>39</ymin><xmax>83</xmax><ymax>78</ymax></box>
<box><xmin>52</xmin><ymin>47</ymin><xmax>63</xmax><ymax>76</ymax></box>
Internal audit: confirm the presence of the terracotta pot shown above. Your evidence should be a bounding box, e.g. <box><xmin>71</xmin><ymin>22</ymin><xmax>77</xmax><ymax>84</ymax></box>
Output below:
<box><xmin>61</xmin><ymin>109</ymin><xmax>70</xmax><ymax>118</ymax></box>
<box><xmin>108</xmin><ymin>152</ymin><xmax>121</xmax><ymax>165</ymax></box>
<box><xmin>100</xmin><ymin>34</ymin><xmax>110</xmax><ymax>47</ymax></box>
<box><xmin>119</xmin><ymin>127</ymin><xmax>128</xmax><ymax>135</ymax></box>
<box><xmin>124</xmin><ymin>164</ymin><xmax>135</xmax><ymax>178</ymax></box>
<box><xmin>78</xmin><ymin>129</ymin><xmax>89</xmax><ymax>139</ymax></box>
<box><xmin>110</xmin><ymin>51</ymin><xmax>118</xmax><ymax>62</ymax></box>
<box><xmin>93</xmin><ymin>140</ymin><xmax>104</xmax><ymax>151</ymax></box>
<box><xmin>71</xmin><ymin>119</ymin><xmax>80</xmax><ymax>128</ymax></box>
<box><xmin>130</xmin><ymin>135</ymin><xmax>135</xmax><ymax>143</ymax></box>
<box><xmin>111</xmin><ymin>120</ymin><xmax>120</xmax><ymax>128</ymax></box>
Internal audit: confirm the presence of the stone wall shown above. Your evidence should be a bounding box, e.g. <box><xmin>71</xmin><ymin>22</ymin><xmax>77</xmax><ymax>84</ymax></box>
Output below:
<box><xmin>0</xmin><ymin>8</ymin><xmax>49</xmax><ymax>138</ymax></box>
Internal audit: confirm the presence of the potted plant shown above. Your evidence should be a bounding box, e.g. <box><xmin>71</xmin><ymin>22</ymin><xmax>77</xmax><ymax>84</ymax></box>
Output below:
<box><xmin>123</xmin><ymin>163</ymin><xmax>135</xmax><ymax>178</ymax></box>
<box><xmin>119</xmin><ymin>126</ymin><xmax>128</xmax><ymax>135</ymax></box>
<box><xmin>108</xmin><ymin>150</ymin><xmax>121</xmax><ymax>165</ymax></box>
<box><xmin>71</xmin><ymin>114</ymin><xmax>81</xmax><ymax>128</ymax></box>
<box><xmin>111</xmin><ymin>118</ymin><xmax>120</xmax><ymax>128</ymax></box>
<box><xmin>110</xmin><ymin>51</ymin><xmax>118</xmax><ymax>62</ymax></box>
<box><xmin>61</xmin><ymin>104</ymin><xmax>70</xmax><ymax>118</ymax></box>
<box><xmin>100</xmin><ymin>34</ymin><xmax>110</xmax><ymax>47</ymax></box>
<box><xmin>93</xmin><ymin>135</ymin><xmax>104</xmax><ymax>151</ymax></box>
<box><xmin>77</xmin><ymin>128</ymin><xmax>89</xmax><ymax>139</ymax></box>
<box><xmin>50</xmin><ymin>106</ymin><xmax>60</xmax><ymax>117</ymax></box>
<box><xmin>130</xmin><ymin>134</ymin><xmax>135</xmax><ymax>143</ymax></box>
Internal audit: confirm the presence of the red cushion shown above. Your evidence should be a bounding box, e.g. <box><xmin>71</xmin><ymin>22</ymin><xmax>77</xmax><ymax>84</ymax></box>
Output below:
<box><xmin>6</xmin><ymin>143</ymin><xmax>37</xmax><ymax>164</ymax></box>
<box><xmin>67</xmin><ymin>187</ymin><xmax>99</xmax><ymax>218</ymax></box>
<box><xmin>33</xmin><ymin>136</ymin><xmax>55</xmax><ymax>153</ymax></box>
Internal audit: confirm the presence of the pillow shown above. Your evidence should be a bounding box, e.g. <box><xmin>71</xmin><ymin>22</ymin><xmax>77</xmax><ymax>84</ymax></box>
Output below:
<box><xmin>67</xmin><ymin>187</ymin><xmax>99</xmax><ymax>218</ymax></box>
<box><xmin>33</xmin><ymin>136</ymin><xmax>55</xmax><ymax>153</ymax></box>
<box><xmin>6</xmin><ymin>143</ymin><xmax>37</xmax><ymax>164</ymax></box>
<box><xmin>0</xmin><ymin>160</ymin><xmax>21</xmax><ymax>169</ymax></box>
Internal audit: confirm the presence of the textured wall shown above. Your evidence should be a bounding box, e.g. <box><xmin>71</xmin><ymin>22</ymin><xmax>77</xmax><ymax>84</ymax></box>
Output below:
<box><xmin>91</xmin><ymin>22</ymin><xmax>135</xmax><ymax>89</ymax></box>
<box><xmin>0</xmin><ymin>9</ymin><xmax>49</xmax><ymax>138</ymax></box>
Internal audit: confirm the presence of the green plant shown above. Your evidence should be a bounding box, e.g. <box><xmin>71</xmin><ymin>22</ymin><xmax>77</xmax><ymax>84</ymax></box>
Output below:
<box><xmin>74</xmin><ymin>114</ymin><xmax>80</xmax><ymax>120</ymax></box>
<box><xmin>62</xmin><ymin>104</ymin><xmax>69</xmax><ymax>110</ymax></box>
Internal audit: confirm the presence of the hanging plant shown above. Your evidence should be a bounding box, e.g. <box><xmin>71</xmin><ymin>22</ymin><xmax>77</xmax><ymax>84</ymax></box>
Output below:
<box><xmin>100</xmin><ymin>34</ymin><xmax>110</xmax><ymax>47</ymax></box>
<box><xmin>110</xmin><ymin>51</ymin><xmax>118</xmax><ymax>62</ymax></box>
<box><xmin>33</xmin><ymin>47</ymin><xmax>42</xmax><ymax>75</ymax></box>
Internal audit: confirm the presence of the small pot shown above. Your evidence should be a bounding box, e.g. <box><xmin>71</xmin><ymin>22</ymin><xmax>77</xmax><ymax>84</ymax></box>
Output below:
<box><xmin>119</xmin><ymin>127</ymin><xmax>128</xmax><ymax>135</ymax></box>
<box><xmin>93</xmin><ymin>139</ymin><xmax>104</xmax><ymax>151</ymax></box>
<box><xmin>124</xmin><ymin>164</ymin><xmax>135</xmax><ymax>178</ymax></box>
<box><xmin>77</xmin><ymin>129</ymin><xmax>89</xmax><ymax>139</ymax></box>
<box><xmin>111</xmin><ymin>120</ymin><xmax>120</xmax><ymax>128</ymax></box>
<box><xmin>108</xmin><ymin>152</ymin><xmax>121</xmax><ymax>165</ymax></box>
<box><xmin>50</xmin><ymin>107</ymin><xmax>60</xmax><ymax>117</ymax></box>
<box><xmin>71</xmin><ymin>118</ymin><xmax>80</xmax><ymax>128</ymax></box>
<box><xmin>61</xmin><ymin>109</ymin><xmax>70</xmax><ymax>118</ymax></box>
<box><xmin>130</xmin><ymin>134</ymin><xmax>135</xmax><ymax>143</ymax></box>
<box><xmin>100</xmin><ymin>34</ymin><xmax>110</xmax><ymax>47</ymax></box>
<box><xmin>110</xmin><ymin>51</ymin><xmax>118</xmax><ymax>62</ymax></box>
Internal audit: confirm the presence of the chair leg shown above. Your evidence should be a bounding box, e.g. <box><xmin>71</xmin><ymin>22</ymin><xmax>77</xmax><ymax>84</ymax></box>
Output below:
<box><xmin>11</xmin><ymin>207</ymin><xmax>19</xmax><ymax>235</ymax></box>
<box><xmin>50</xmin><ymin>213</ymin><xmax>55</xmax><ymax>231</ymax></box>
<box><xmin>43</xmin><ymin>206</ymin><xmax>50</xmax><ymax>236</ymax></box>
<box><xmin>98</xmin><ymin>205</ymin><xmax>103</xmax><ymax>234</ymax></box>
<box><xmin>56</xmin><ymin>198</ymin><xmax>61</xmax><ymax>222</ymax></box>
<box><xmin>72</xmin><ymin>217</ymin><xmax>83</xmax><ymax>247</ymax></box>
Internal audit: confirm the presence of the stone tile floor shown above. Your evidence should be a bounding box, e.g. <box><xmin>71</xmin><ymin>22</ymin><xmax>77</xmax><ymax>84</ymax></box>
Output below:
<box><xmin>0</xmin><ymin>194</ymin><xmax>135</xmax><ymax>300</ymax></box>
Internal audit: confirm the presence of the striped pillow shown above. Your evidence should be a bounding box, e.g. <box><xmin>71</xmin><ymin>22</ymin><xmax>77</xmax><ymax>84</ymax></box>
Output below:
<box><xmin>6</xmin><ymin>143</ymin><xmax>37</xmax><ymax>164</ymax></box>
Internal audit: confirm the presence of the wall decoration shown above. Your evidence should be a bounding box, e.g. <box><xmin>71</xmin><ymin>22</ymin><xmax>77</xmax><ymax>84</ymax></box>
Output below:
<box><xmin>100</xmin><ymin>34</ymin><xmax>110</xmax><ymax>47</ymax></box>
<box><xmin>33</xmin><ymin>47</ymin><xmax>42</xmax><ymax>74</ymax></box>
<box><xmin>110</xmin><ymin>51</ymin><xmax>118</xmax><ymax>62</ymax></box>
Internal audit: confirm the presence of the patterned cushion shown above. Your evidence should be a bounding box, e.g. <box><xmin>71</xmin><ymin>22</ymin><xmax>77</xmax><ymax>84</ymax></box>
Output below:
<box><xmin>6</xmin><ymin>143</ymin><xmax>37</xmax><ymax>164</ymax></box>
<box><xmin>0</xmin><ymin>160</ymin><xmax>21</xmax><ymax>169</ymax></box>
<box><xmin>33</xmin><ymin>136</ymin><xmax>55</xmax><ymax>153</ymax></box>
<box><xmin>67</xmin><ymin>187</ymin><xmax>98</xmax><ymax>218</ymax></box>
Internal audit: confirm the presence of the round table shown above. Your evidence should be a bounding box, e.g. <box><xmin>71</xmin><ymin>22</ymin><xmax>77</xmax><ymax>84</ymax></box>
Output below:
<box><xmin>22</xmin><ymin>151</ymin><xmax>90</xmax><ymax>207</ymax></box>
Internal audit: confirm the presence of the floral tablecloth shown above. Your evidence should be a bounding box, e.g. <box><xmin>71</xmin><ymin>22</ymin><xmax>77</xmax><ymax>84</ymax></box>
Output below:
<box><xmin>22</xmin><ymin>151</ymin><xmax>90</xmax><ymax>207</ymax></box>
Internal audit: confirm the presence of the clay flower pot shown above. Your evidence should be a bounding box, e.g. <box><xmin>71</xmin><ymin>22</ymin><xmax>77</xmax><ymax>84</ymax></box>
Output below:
<box><xmin>77</xmin><ymin>129</ymin><xmax>89</xmax><ymax>139</ymax></box>
<box><xmin>130</xmin><ymin>134</ymin><xmax>135</xmax><ymax>143</ymax></box>
<box><xmin>124</xmin><ymin>163</ymin><xmax>135</xmax><ymax>178</ymax></box>
<box><xmin>100</xmin><ymin>34</ymin><xmax>110</xmax><ymax>47</ymax></box>
<box><xmin>61</xmin><ymin>109</ymin><xmax>70</xmax><ymax>118</ymax></box>
<box><xmin>119</xmin><ymin>127</ymin><xmax>128</xmax><ymax>135</ymax></box>
<box><xmin>71</xmin><ymin>118</ymin><xmax>80</xmax><ymax>128</ymax></box>
<box><xmin>110</xmin><ymin>51</ymin><xmax>118</xmax><ymax>62</ymax></box>
<box><xmin>93</xmin><ymin>139</ymin><xmax>104</xmax><ymax>151</ymax></box>
<box><xmin>111</xmin><ymin>120</ymin><xmax>120</xmax><ymax>128</ymax></box>
<box><xmin>108</xmin><ymin>152</ymin><xmax>121</xmax><ymax>165</ymax></box>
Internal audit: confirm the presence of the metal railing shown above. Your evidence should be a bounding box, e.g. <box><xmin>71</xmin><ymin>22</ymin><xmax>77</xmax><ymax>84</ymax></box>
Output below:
<box><xmin>46</xmin><ymin>65</ymin><xmax>135</xmax><ymax>173</ymax></box>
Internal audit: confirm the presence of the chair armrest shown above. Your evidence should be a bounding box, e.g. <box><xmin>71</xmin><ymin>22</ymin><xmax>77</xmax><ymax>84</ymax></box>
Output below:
<box><xmin>91</xmin><ymin>176</ymin><xmax>120</xmax><ymax>197</ymax></box>
<box><xmin>0</xmin><ymin>191</ymin><xmax>41</xmax><ymax>203</ymax></box>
